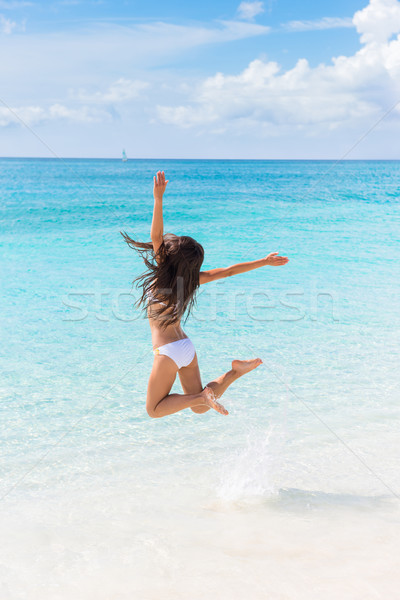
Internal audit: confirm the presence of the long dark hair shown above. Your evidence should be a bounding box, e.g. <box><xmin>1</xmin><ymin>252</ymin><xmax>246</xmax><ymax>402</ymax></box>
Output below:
<box><xmin>121</xmin><ymin>231</ymin><xmax>204</xmax><ymax>328</ymax></box>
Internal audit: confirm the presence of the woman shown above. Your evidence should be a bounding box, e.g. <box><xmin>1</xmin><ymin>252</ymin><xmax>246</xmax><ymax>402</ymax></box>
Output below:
<box><xmin>122</xmin><ymin>171</ymin><xmax>289</xmax><ymax>418</ymax></box>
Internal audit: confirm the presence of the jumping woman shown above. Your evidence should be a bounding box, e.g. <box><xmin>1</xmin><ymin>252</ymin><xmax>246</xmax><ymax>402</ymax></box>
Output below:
<box><xmin>122</xmin><ymin>171</ymin><xmax>289</xmax><ymax>418</ymax></box>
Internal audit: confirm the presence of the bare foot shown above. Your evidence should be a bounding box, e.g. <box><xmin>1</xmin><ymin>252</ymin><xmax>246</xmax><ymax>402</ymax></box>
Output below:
<box><xmin>232</xmin><ymin>358</ymin><xmax>263</xmax><ymax>376</ymax></box>
<box><xmin>201</xmin><ymin>386</ymin><xmax>229</xmax><ymax>416</ymax></box>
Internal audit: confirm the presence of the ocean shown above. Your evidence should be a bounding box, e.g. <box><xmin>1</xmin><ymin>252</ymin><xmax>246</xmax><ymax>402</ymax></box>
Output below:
<box><xmin>1</xmin><ymin>158</ymin><xmax>399</xmax><ymax>599</ymax></box>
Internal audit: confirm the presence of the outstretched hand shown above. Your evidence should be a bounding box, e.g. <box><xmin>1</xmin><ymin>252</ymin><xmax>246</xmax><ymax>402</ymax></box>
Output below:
<box><xmin>264</xmin><ymin>252</ymin><xmax>289</xmax><ymax>266</ymax></box>
<box><xmin>153</xmin><ymin>170</ymin><xmax>169</xmax><ymax>201</ymax></box>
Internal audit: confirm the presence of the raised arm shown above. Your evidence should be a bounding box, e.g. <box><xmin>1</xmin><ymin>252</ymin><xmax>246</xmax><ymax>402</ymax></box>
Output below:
<box><xmin>199</xmin><ymin>252</ymin><xmax>289</xmax><ymax>284</ymax></box>
<box><xmin>151</xmin><ymin>170</ymin><xmax>168</xmax><ymax>255</ymax></box>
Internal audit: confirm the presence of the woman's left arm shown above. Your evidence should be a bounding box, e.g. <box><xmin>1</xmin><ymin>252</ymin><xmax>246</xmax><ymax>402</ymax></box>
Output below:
<box><xmin>199</xmin><ymin>252</ymin><xmax>289</xmax><ymax>284</ymax></box>
<box><xmin>151</xmin><ymin>171</ymin><xmax>169</xmax><ymax>255</ymax></box>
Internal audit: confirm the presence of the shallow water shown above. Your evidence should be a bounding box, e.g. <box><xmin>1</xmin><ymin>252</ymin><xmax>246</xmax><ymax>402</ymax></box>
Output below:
<box><xmin>1</xmin><ymin>158</ymin><xmax>399</xmax><ymax>598</ymax></box>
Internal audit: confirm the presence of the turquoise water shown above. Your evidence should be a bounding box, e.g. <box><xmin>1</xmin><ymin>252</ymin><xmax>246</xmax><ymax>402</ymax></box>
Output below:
<box><xmin>1</xmin><ymin>158</ymin><xmax>400</xmax><ymax>599</ymax></box>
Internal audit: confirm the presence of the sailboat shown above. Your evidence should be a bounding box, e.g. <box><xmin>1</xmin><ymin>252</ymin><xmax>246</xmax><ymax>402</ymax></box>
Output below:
<box><xmin>122</xmin><ymin>149</ymin><xmax>128</xmax><ymax>162</ymax></box>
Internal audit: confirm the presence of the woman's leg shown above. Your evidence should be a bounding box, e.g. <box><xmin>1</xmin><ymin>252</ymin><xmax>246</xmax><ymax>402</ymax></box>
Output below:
<box><xmin>178</xmin><ymin>356</ymin><xmax>263</xmax><ymax>414</ymax></box>
<box><xmin>147</xmin><ymin>355</ymin><xmax>227</xmax><ymax>418</ymax></box>
<box><xmin>178</xmin><ymin>354</ymin><xmax>209</xmax><ymax>414</ymax></box>
<box><xmin>207</xmin><ymin>358</ymin><xmax>263</xmax><ymax>398</ymax></box>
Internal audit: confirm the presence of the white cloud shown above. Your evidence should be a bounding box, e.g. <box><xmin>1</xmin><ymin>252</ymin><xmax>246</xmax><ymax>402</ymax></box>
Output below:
<box><xmin>0</xmin><ymin>80</ymin><xmax>149</xmax><ymax>129</ymax></box>
<box><xmin>0</xmin><ymin>13</ymin><xmax>17</xmax><ymax>33</ymax></box>
<box><xmin>0</xmin><ymin>103</ymin><xmax>110</xmax><ymax>127</ymax></box>
<box><xmin>157</xmin><ymin>58</ymin><xmax>377</xmax><ymax>131</ymax></box>
<box><xmin>74</xmin><ymin>78</ymin><xmax>149</xmax><ymax>104</ymax></box>
<box><xmin>131</xmin><ymin>19</ymin><xmax>270</xmax><ymax>47</ymax></box>
<box><xmin>353</xmin><ymin>0</ymin><xmax>400</xmax><ymax>43</ymax></box>
<box><xmin>0</xmin><ymin>17</ymin><xmax>270</xmax><ymax>131</ymax></box>
<box><xmin>237</xmin><ymin>1</ymin><xmax>265</xmax><ymax>21</ymax></box>
<box><xmin>0</xmin><ymin>19</ymin><xmax>270</xmax><ymax>89</ymax></box>
<box><xmin>48</xmin><ymin>104</ymin><xmax>110</xmax><ymax>122</ymax></box>
<box><xmin>0</xmin><ymin>105</ymin><xmax>44</xmax><ymax>126</ymax></box>
<box><xmin>156</xmin><ymin>0</ymin><xmax>400</xmax><ymax>135</ymax></box>
<box><xmin>284</xmin><ymin>17</ymin><xmax>354</xmax><ymax>32</ymax></box>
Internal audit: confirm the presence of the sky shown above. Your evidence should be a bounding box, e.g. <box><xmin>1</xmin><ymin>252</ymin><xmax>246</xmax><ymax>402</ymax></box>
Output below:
<box><xmin>0</xmin><ymin>0</ymin><xmax>400</xmax><ymax>158</ymax></box>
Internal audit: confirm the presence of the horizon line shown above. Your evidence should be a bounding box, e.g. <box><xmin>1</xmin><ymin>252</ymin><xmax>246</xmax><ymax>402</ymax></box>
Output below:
<box><xmin>0</xmin><ymin>156</ymin><xmax>399</xmax><ymax>161</ymax></box>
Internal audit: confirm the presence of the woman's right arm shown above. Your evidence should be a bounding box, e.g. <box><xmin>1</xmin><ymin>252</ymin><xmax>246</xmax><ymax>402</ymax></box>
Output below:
<box><xmin>151</xmin><ymin>171</ymin><xmax>168</xmax><ymax>255</ymax></box>
<box><xmin>199</xmin><ymin>252</ymin><xmax>289</xmax><ymax>283</ymax></box>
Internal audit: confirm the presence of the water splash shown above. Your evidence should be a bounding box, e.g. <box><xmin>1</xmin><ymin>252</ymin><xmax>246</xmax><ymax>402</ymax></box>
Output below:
<box><xmin>216</xmin><ymin>426</ymin><xmax>286</xmax><ymax>502</ymax></box>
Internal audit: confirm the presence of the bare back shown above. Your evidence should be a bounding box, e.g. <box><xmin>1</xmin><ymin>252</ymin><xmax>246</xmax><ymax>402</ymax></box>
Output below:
<box><xmin>147</xmin><ymin>299</ymin><xmax>188</xmax><ymax>349</ymax></box>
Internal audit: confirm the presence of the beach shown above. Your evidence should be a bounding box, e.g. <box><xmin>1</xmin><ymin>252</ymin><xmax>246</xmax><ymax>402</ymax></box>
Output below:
<box><xmin>1</xmin><ymin>158</ymin><xmax>399</xmax><ymax>599</ymax></box>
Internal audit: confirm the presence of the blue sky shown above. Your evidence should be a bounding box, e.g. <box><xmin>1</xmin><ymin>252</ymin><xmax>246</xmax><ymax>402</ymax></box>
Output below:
<box><xmin>1</xmin><ymin>0</ymin><xmax>400</xmax><ymax>158</ymax></box>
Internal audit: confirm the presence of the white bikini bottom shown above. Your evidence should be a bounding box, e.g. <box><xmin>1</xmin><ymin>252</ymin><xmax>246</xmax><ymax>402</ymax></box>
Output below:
<box><xmin>153</xmin><ymin>337</ymin><xmax>196</xmax><ymax>369</ymax></box>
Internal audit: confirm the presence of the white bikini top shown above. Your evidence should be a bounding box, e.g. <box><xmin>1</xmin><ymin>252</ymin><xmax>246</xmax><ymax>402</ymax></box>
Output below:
<box><xmin>146</xmin><ymin>289</ymin><xmax>181</xmax><ymax>319</ymax></box>
<box><xmin>146</xmin><ymin>289</ymin><xmax>167</xmax><ymax>307</ymax></box>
